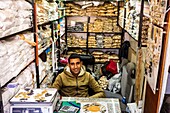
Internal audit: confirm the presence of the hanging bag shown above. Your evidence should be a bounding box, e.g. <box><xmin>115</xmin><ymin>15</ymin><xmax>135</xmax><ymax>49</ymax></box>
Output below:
<box><xmin>106</xmin><ymin>59</ymin><xmax>118</xmax><ymax>75</ymax></box>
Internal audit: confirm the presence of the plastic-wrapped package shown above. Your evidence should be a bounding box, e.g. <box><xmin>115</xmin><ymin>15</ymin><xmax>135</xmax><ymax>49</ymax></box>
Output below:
<box><xmin>12</xmin><ymin>0</ymin><xmax>32</xmax><ymax>10</ymax></box>
<box><xmin>108</xmin><ymin>73</ymin><xmax>121</xmax><ymax>93</ymax></box>
<box><xmin>0</xmin><ymin>41</ymin><xmax>7</xmax><ymax>57</ymax></box>
<box><xmin>0</xmin><ymin>1</ymin><xmax>13</xmax><ymax>9</ymax></box>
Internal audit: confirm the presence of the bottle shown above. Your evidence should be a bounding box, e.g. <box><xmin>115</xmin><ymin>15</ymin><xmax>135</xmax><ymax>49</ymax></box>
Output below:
<box><xmin>122</xmin><ymin>97</ymin><xmax>127</xmax><ymax>104</ymax></box>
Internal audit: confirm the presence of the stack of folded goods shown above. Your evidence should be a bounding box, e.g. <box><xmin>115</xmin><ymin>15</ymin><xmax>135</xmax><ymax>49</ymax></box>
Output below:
<box><xmin>112</xmin><ymin>35</ymin><xmax>121</xmax><ymax>48</ymax></box>
<box><xmin>103</xmin><ymin>18</ymin><xmax>113</xmax><ymax>32</ymax></box>
<box><xmin>67</xmin><ymin>34</ymin><xmax>72</xmax><ymax>47</ymax></box>
<box><xmin>38</xmin><ymin>25</ymin><xmax>52</xmax><ymax>51</ymax></box>
<box><xmin>92</xmin><ymin>51</ymin><xmax>104</xmax><ymax>62</ymax></box>
<box><xmin>65</xmin><ymin>2</ymin><xmax>81</xmax><ymax>16</ymax></box>
<box><xmin>92</xmin><ymin>50</ymin><xmax>119</xmax><ymax>63</ymax></box>
<box><xmin>141</xmin><ymin>17</ymin><xmax>150</xmax><ymax>46</ymax></box>
<box><xmin>79</xmin><ymin>38</ymin><xmax>86</xmax><ymax>48</ymax></box>
<box><xmin>112</xmin><ymin>18</ymin><xmax>121</xmax><ymax>32</ymax></box>
<box><xmin>88</xmin><ymin>36</ymin><xmax>97</xmax><ymax>48</ymax></box>
<box><xmin>65</xmin><ymin>1</ymin><xmax>118</xmax><ymax>17</ymax></box>
<box><xmin>104</xmin><ymin>2</ymin><xmax>117</xmax><ymax>17</ymax></box>
<box><xmin>96</xmin><ymin>34</ymin><xmax>104</xmax><ymax>48</ymax></box>
<box><xmin>0</xmin><ymin>32</ymin><xmax>35</xmax><ymax>87</ymax></box>
<box><xmin>36</xmin><ymin>0</ymin><xmax>50</xmax><ymax>24</ymax></box>
<box><xmin>113</xmin><ymin>25</ymin><xmax>122</xmax><ymax>33</ymax></box>
<box><xmin>103</xmin><ymin>36</ymin><xmax>113</xmax><ymax>48</ymax></box>
<box><xmin>97</xmin><ymin>5</ymin><xmax>106</xmax><ymax>16</ymax></box>
<box><xmin>67</xmin><ymin>50</ymin><xmax>86</xmax><ymax>55</ymax></box>
<box><xmin>67</xmin><ymin>34</ymin><xmax>78</xmax><ymax>47</ymax></box>
<box><xmin>48</xmin><ymin>1</ymin><xmax>58</xmax><ymax>20</ymax></box>
<box><xmin>0</xmin><ymin>0</ymin><xmax>32</xmax><ymax>38</ymax></box>
<box><xmin>112</xmin><ymin>18</ymin><xmax>117</xmax><ymax>26</ymax></box>
<box><xmin>65</xmin><ymin>6</ymin><xmax>71</xmax><ymax>15</ymax></box>
<box><xmin>36</xmin><ymin>0</ymin><xmax>58</xmax><ymax>24</ymax></box>
<box><xmin>84</xmin><ymin>23</ymin><xmax>87</xmax><ymax>32</ymax></box>
<box><xmin>86</xmin><ymin>2</ymin><xmax>118</xmax><ymax>17</ymax></box>
<box><xmin>93</xmin><ymin>19</ymin><xmax>103</xmax><ymax>32</ymax></box>
<box><xmin>88</xmin><ymin>23</ymin><xmax>94</xmax><ymax>32</ymax></box>
<box><xmin>89</xmin><ymin>18</ymin><xmax>117</xmax><ymax>32</ymax></box>
<box><xmin>112</xmin><ymin>18</ymin><xmax>122</xmax><ymax>32</ymax></box>
<box><xmin>86</xmin><ymin>6</ymin><xmax>98</xmax><ymax>16</ymax></box>
<box><xmin>67</xmin><ymin>34</ymin><xmax>86</xmax><ymax>47</ymax></box>
<box><xmin>101</xmin><ymin>53</ymin><xmax>109</xmax><ymax>62</ymax></box>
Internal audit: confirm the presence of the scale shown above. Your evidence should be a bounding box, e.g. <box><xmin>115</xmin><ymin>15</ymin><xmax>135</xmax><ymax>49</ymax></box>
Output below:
<box><xmin>10</xmin><ymin>88</ymin><xmax>59</xmax><ymax>113</ymax></box>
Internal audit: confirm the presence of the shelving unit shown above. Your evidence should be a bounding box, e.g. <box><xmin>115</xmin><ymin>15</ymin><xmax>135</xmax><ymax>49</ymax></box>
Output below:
<box><xmin>65</xmin><ymin>1</ymin><xmax>124</xmax><ymax>64</ymax></box>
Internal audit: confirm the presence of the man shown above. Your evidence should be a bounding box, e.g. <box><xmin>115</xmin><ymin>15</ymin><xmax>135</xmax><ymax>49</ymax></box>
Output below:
<box><xmin>52</xmin><ymin>53</ymin><xmax>105</xmax><ymax>98</ymax></box>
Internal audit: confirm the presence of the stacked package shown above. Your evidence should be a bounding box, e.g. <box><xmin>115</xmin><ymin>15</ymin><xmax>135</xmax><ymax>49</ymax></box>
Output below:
<box><xmin>36</xmin><ymin>0</ymin><xmax>58</xmax><ymax>24</ymax></box>
<box><xmin>89</xmin><ymin>19</ymin><xmax>103</xmax><ymax>32</ymax></box>
<box><xmin>103</xmin><ymin>2</ymin><xmax>117</xmax><ymax>17</ymax></box>
<box><xmin>86</xmin><ymin>6</ymin><xmax>98</xmax><ymax>16</ymax></box>
<box><xmin>103</xmin><ymin>36</ymin><xmax>113</xmax><ymax>48</ymax></box>
<box><xmin>88</xmin><ymin>35</ymin><xmax>121</xmax><ymax>48</ymax></box>
<box><xmin>93</xmin><ymin>19</ymin><xmax>103</xmax><ymax>32</ymax></box>
<box><xmin>66</xmin><ymin>2</ymin><xmax>118</xmax><ymax>17</ymax></box>
<box><xmin>65</xmin><ymin>2</ymin><xmax>82</xmax><ymax>16</ymax></box>
<box><xmin>88</xmin><ymin>36</ymin><xmax>97</xmax><ymax>48</ymax></box>
<box><xmin>92</xmin><ymin>50</ymin><xmax>119</xmax><ymax>63</ymax></box>
<box><xmin>0</xmin><ymin>0</ymin><xmax>32</xmax><ymax>38</ymax></box>
<box><xmin>89</xmin><ymin>18</ymin><xmax>119</xmax><ymax>32</ymax></box>
<box><xmin>112</xmin><ymin>35</ymin><xmax>121</xmax><ymax>48</ymax></box>
<box><xmin>0</xmin><ymin>32</ymin><xmax>35</xmax><ymax>87</ymax></box>
<box><xmin>67</xmin><ymin>34</ymin><xmax>86</xmax><ymax>48</ymax></box>
<box><xmin>103</xmin><ymin>18</ymin><xmax>113</xmax><ymax>32</ymax></box>
<box><xmin>38</xmin><ymin>25</ymin><xmax>52</xmax><ymax>53</ymax></box>
<box><xmin>67</xmin><ymin>50</ymin><xmax>86</xmax><ymax>55</ymax></box>
<box><xmin>92</xmin><ymin>51</ymin><xmax>104</xmax><ymax>62</ymax></box>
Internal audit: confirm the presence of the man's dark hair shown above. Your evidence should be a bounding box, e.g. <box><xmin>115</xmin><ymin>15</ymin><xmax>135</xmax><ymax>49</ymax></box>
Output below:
<box><xmin>68</xmin><ymin>53</ymin><xmax>81</xmax><ymax>63</ymax></box>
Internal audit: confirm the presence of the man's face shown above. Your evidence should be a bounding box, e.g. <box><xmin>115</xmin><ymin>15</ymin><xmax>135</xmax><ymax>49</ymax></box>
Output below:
<box><xmin>69</xmin><ymin>58</ymin><xmax>82</xmax><ymax>76</ymax></box>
